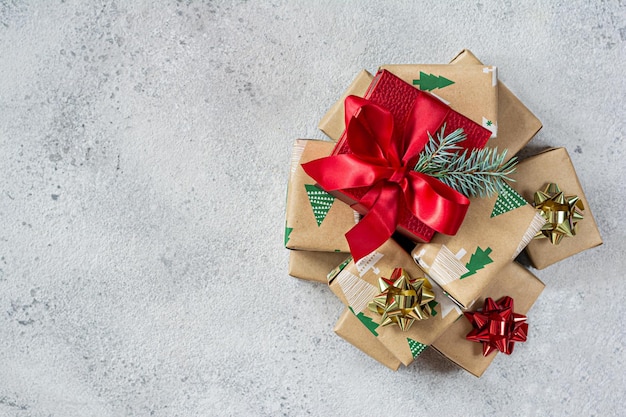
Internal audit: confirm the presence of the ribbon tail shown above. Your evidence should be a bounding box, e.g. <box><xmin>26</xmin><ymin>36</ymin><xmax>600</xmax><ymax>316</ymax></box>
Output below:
<box><xmin>345</xmin><ymin>188</ymin><xmax>398</xmax><ymax>262</ymax></box>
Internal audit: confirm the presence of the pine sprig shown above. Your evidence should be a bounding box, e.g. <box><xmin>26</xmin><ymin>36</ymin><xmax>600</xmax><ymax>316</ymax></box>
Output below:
<box><xmin>413</xmin><ymin>125</ymin><xmax>465</xmax><ymax>173</ymax></box>
<box><xmin>413</xmin><ymin>126</ymin><xmax>517</xmax><ymax>198</ymax></box>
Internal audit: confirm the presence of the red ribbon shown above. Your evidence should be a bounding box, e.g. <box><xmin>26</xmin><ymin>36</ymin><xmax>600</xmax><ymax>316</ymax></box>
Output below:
<box><xmin>464</xmin><ymin>296</ymin><xmax>528</xmax><ymax>356</ymax></box>
<box><xmin>302</xmin><ymin>94</ymin><xmax>470</xmax><ymax>261</ymax></box>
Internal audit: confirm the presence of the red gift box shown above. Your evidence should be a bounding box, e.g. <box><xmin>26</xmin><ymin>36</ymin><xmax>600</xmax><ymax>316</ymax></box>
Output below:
<box><xmin>304</xmin><ymin>70</ymin><xmax>492</xmax><ymax>260</ymax></box>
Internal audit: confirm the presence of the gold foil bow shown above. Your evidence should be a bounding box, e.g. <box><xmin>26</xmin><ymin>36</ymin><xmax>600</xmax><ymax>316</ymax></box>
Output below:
<box><xmin>533</xmin><ymin>183</ymin><xmax>584</xmax><ymax>245</ymax></box>
<box><xmin>368</xmin><ymin>267</ymin><xmax>435</xmax><ymax>331</ymax></box>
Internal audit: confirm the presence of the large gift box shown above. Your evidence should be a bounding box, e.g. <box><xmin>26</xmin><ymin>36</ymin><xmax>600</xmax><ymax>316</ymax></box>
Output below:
<box><xmin>510</xmin><ymin>147</ymin><xmax>602</xmax><ymax>269</ymax></box>
<box><xmin>327</xmin><ymin>238</ymin><xmax>463</xmax><ymax>366</ymax></box>
<box><xmin>285</xmin><ymin>139</ymin><xmax>357</xmax><ymax>253</ymax></box>
<box><xmin>411</xmin><ymin>185</ymin><xmax>545</xmax><ymax>309</ymax></box>
<box><xmin>431</xmin><ymin>261</ymin><xmax>545</xmax><ymax>377</ymax></box>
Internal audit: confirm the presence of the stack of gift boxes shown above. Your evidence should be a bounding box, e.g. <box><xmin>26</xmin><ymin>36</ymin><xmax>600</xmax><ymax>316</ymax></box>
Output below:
<box><xmin>284</xmin><ymin>50</ymin><xmax>602</xmax><ymax>376</ymax></box>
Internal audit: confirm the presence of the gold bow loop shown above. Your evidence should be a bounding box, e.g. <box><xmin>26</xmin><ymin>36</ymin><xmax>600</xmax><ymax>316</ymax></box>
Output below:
<box><xmin>533</xmin><ymin>183</ymin><xmax>584</xmax><ymax>245</ymax></box>
<box><xmin>368</xmin><ymin>267</ymin><xmax>435</xmax><ymax>332</ymax></box>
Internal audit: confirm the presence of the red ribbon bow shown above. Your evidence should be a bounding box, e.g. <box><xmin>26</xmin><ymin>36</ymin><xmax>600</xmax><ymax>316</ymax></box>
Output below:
<box><xmin>302</xmin><ymin>94</ymin><xmax>470</xmax><ymax>261</ymax></box>
<box><xmin>464</xmin><ymin>296</ymin><xmax>528</xmax><ymax>356</ymax></box>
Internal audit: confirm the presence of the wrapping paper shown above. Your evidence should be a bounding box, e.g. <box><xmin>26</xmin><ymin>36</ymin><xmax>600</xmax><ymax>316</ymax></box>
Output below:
<box><xmin>411</xmin><ymin>183</ymin><xmax>546</xmax><ymax>309</ymax></box>
<box><xmin>285</xmin><ymin>139</ymin><xmax>357</xmax><ymax>252</ymax></box>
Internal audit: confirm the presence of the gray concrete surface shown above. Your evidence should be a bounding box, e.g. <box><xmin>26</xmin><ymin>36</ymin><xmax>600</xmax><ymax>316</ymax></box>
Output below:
<box><xmin>0</xmin><ymin>1</ymin><xmax>624</xmax><ymax>416</ymax></box>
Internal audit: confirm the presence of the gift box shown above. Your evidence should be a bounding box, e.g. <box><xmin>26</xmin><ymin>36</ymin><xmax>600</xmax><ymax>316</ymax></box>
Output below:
<box><xmin>304</xmin><ymin>69</ymin><xmax>492</xmax><ymax>260</ymax></box>
<box><xmin>285</xmin><ymin>139</ymin><xmax>358</xmax><ymax>253</ymax></box>
<box><xmin>380</xmin><ymin>64</ymin><xmax>498</xmax><ymax>138</ymax></box>
<box><xmin>510</xmin><ymin>147</ymin><xmax>602</xmax><ymax>269</ymax></box>
<box><xmin>411</xmin><ymin>184</ymin><xmax>546</xmax><ymax>309</ymax></box>
<box><xmin>318</xmin><ymin>50</ymin><xmax>542</xmax><ymax>159</ymax></box>
<box><xmin>327</xmin><ymin>238</ymin><xmax>463</xmax><ymax>366</ymax></box>
<box><xmin>288</xmin><ymin>250</ymin><xmax>350</xmax><ymax>283</ymax></box>
<box><xmin>334</xmin><ymin>307</ymin><xmax>402</xmax><ymax>371</ymax></box>
<box><xmin>450</xmin><ymin>49</ymin><xmax>542</xmax><ymax>158</ymax></box>
<box><xmin>431</xmin><ymin>261</ymin><xmax>545</xmax><ymax>377</ymax></box>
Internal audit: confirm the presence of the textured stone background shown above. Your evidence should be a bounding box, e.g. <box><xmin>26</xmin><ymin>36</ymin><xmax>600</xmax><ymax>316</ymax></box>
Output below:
<box><xmin>0</xmin><ymin>1</ymin><xmax>624</xmax><ymax>416</ymax></box>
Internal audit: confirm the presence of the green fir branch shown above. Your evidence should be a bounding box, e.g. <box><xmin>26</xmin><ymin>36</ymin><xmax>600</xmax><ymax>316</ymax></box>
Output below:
<box><xmin>413</xmin><ymin>125</ymin><xmax>464</xmax><ymax>173</ymax></box>
<box><xmin>413</xmin><ymin>127</ymin><xmax>518</xmax><ymax>198</ymax></box>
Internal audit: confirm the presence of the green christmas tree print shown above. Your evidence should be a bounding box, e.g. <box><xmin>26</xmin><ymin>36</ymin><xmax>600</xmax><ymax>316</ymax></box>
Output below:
<box><xmin>407</xmin><ymin>338</ymin><xmax>428</xmax><ymax>359</ymax></box>
<box><xmin>304</xmin><ymin>184</ymin><xmax>335</xmax><ymax>227</ymax></box>
<box><xmin>490</xmin><ymin>182</ymin><xmax>528</xmax><ymax>218</ymax></box>
<box><xmin>284</xmin><ymin>226</ymin><xmax>293</xmax><ymax>246</ymax></box>
<box><xmin>428</xmin><ymin>300</ymin><xmax>438</xmax><ymax>317</ymax></box>
<box><xmin>349</xmin><ymin>307</ymin><xmax>379</xmax><ymax>336</ymax></box>
<box><xmin>412</xmin><ymin>71</ymin><xmax>455</xmax><ymax>91</ymax></box>
<box><xmin>460</xmin><ymin>246</ymin><xmax>493</xmax><ymax>279</ymax></box>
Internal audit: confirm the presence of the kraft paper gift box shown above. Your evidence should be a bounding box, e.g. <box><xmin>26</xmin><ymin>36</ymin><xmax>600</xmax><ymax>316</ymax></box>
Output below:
<box><xmin>288</xmin><ymin>250</ymin><xmax>350</xmax><ymax>283</ymax></box>
<box><xmin>334</xmin><ymin>307</ymin><xmax>402</xmax><ymax>371</ymax></box>
<box><xmin>380</xmin><ymin>64</ymin><xmax>499</xmax><ymax>138</ymax></box>
<box><xmin>411</xmin><ymin>184</ymin><xmax>546</xmax><ymax>309</ymax></box>
<box><xmin>449</xmin><ymin>49</ymin><xmax>543</xmax><ymax>158</ymax></box>
<box><xmin>285</xmin><ymin>139</ymin><xmax>357</xmax><ymax>253</ymax></box>
<box><xmin>327</xmin><ymin>238</ymin><xmax>464</xmax><ymax>366</ymax></box>
<box><xmin>318</xmin><ymin>50</ymin><xmax>542</xmax><ymax>161</ymax></box>
<box><xmin>510</xmin><ymin>147</ymin><xmax>603</xmax><ymax>269</ymax></box>
<box><xmin>431</xmin><ymin>261</ymin><xmax>545</xmax><ymax>377</ymax></box>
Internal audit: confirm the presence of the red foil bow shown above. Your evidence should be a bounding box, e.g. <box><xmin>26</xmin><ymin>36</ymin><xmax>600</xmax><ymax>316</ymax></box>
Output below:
<box><xmin>302</xmin><ymin>95</ymin><xmax>470</xmax><ymax>261</ymax></box>
<box><xmin>464</xmin><ymin>296</ymin><xmax>528</xmax><ymax>356</ymax></box>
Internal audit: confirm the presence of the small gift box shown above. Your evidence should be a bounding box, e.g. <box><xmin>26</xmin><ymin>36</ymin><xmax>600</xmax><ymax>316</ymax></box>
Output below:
<box><xmin>334</xmin><ymin>307</ymin><xmax>402</xmax><ymax>371</ymax></box>
<box><xmin>327</xmin><ymin>238</ymin><xmax>463</xmax><ymax>366</ymax></box>
<box><xmin>304</xmin><ymin>70</ymin><xmax>492</xmax><ymax>260</ymax></box>
<box><xmin>285</xmin><ymin>139</ymin><xmax>358</xmax><ymax>253</ymax></box>
<box><xmin>411</xmin><ymin>184</ymin><xmax>545</xmax><ymax>309</ymax></box>
<box><xmin>380</xmin><ymin>64</ymin><xmax>499</xmax><ymax>138</ymax></box>
<box><xmin>431</xmin><ymin>261</ymin><xmax>545</xmax><ymax>377</ymax></box>
<box><xmin>449</xmin><ymin>49</ymin><xmax>542</xmax><ymax>157</ymax></box>
<box><xmin>288</xmin><ymin>250</ymin><xmax>350</xmax><ymax>283</ymax></box>
<box><xmin>510</xmin><ymin>147</ymin><xmax>602</xmax><ymax>269</ymax></box>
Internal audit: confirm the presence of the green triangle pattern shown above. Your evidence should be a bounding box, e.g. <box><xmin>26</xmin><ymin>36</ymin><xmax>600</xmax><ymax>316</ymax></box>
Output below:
<box><xmin>407</xmin><ymin>338</ymin><xmax>428</xmax><ymax>359</ymax></box>
<box><xmin>349</xmin><ymin>307</ymin><xmax>379</xmax><ymax>336</ymax></box>
<box><xmin>284</xmin><ymin>226</ymin><xmax>293</xmax><ymax>246</ymax></box>
<box><xmin>305</xmin><ymin>184</ymin><xmax>335</xmax><ymax>226</ymax></box>
<box><xmin>491</xmin><ymin>183</ymin><xmax>528</xmax><ymax>218</ymax></box>
<box><xmin>428</xmin><ymin>300</ymin><xmax>438</xmax><ymax>317</ymax></box>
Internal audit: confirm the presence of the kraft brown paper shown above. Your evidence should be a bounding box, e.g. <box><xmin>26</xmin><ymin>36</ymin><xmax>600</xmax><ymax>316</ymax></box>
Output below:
<box><xmin>511</xmin><ymin>147</ymin><xmax>602</xmax><ymax>269</ymax></box>
<box><xmin>285</xmin><ymin>139</ymin><xmax>357</xmax><ymax>252</ymax></box>
<box><xmin>431</xmin><ymin>261</ymin><xmax>545</xmax><ymax>377</ymax></box>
